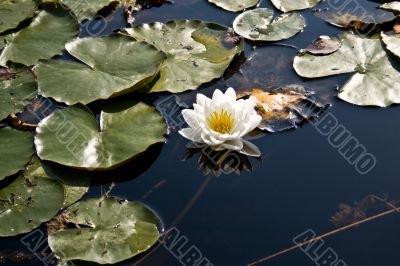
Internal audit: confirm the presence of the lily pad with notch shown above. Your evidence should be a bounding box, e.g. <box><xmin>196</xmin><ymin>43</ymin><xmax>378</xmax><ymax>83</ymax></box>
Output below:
<box><xmin>208</xmin><ymin>0</ymin><xmax>260</xmax><ymax>12</ymax></box>
<box><xmin>271</xmin><ymin>0</ymin><xmax>321</xmax><ymax>12</ymax></box>
<box><xmin>35</xmin><ymin>100</ymin><xmax>166</xmax><ymax>170</ymax></box>
<box><xmin>233</xmin><ymin>8</ymin><xmax>305</xmax><ymax>42</ymax></box>
<box><xmin>0</xmin><ymin>0</ymin><xmax>38</xmax><ymax>34</ymax></box>
<box><xmin>124</xmin><ymin>20</ymin><xmax>244</xmax><ymax>93</ymax></box>
<box><xmin>36</xmin><ymin>35</ymin><xmax>166</xmax><ymax>105</ymax></box>
<box><xmin>48</xmin><ymin>197</ymin><xmax>162</xmax><ymax>264</ymax></box>
<box><xmin>294</xmin><ymin>32</ymin><xmax>400</xmax><ymax>107</ymax></box>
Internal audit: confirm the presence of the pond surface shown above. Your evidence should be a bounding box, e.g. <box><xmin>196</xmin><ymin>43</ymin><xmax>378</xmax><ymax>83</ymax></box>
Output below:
<box><xmin>2</xmin><ymin>0</ymin><xmax>400</xmax><ymax>266</ymax></box>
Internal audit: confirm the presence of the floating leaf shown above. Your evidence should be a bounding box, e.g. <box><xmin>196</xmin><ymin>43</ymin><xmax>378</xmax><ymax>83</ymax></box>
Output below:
<box><xmin>304</xmin><ymin>35</ymin><xmax>341</xmax><ymax>55</ymax></box>
<box><xmin>314</xmin><ymin>4</ymin><xmax>395</xmax><ymax>30</ymax></box>
<box><xmin>0</xmin><ymin>160</ymin><xmax>64</xmax><ymax>237</ymax></box>
<box><xmin>125</xmin><ymin>20</ymin><xmax>243</xmax><ymax>93</ymax></box>
<box><xmin>294</xmin><ymin>32</ymin><xmax>400</xmax><ymax>107</ymax></box>
<box><xmin>0</xmin><ymin>0</ymin><xmax>37</xmax><ymax>34</ymax></box>
<box><xmin>238</xmin><ymin>87</ymin><xmax>326</xmax><ymax>132</ymax></box>
<box><xmin>35</xmin><ymin>100</ymin><xmax>166</xmax><ymax>170</ymax></box>
<box><xmin>0</xmin><ymin>9</ymin><xmax>79</xmax><ymax>66</ymax></box>
<box><xmin>60</xmin><ymin>0</ymin><xmax>116</xmax><ymax>22</ymax></box>
<box><xmin>208</xmin><ymin>0</ymin><xmax>259</xmax><ymax>12</ymax></box>
<box><xmin>26</xmin><ymin>157</ymin><xmax>90</xmax><ymax>207</ymax></box>
<box><xmin>0</xmin><ymin>68</ymin><xmax>37</xmax><ymax>121</ymax></box>
<box><xmin>382</xmin><ymin>32</ymin><xmax>400</xmax><ymax>58</ymax></box>
<box><xmin>36</xmin><ymin>35</ymin><xmax>166</xmax><ymax>105</ymax></box>
<box><xmin>380</xmin><ymin>2</ymin><xmax>400</xmax><ymax>13</ymax></box>
<box><xmin>48</xmin><ymin>197</ymin><xmax>161</xmax><ymax>264</ymax></box>
<box><xmin>271</xmin><ymin>0</ymin><xmax>320</xmax><ymax>12</ymax></box>
<box><xmin>0</xmin><ymin>127</ymin><xmax>34</xmax><ymax>180</ymax></box>
<box><xmin>233</xmin><ymin>8</ymin><xmax>305</xmax><ymax>41</ymax></box>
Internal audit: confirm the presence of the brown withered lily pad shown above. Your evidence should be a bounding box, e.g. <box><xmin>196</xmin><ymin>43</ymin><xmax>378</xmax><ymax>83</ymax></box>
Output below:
<box><xmin>314</xmin><ymin>5</ymin><xmax>394</xmax><ymax>33</ymax></box>
<box><xmin>238</xmin><ymin>86</ymin><xmax>327</xmax><ymax>132</ymax></box>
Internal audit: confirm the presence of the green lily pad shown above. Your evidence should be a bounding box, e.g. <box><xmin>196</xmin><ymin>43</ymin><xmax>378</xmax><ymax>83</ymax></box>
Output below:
<box><xmin>0</xmin><ymin>127</ymin><xmax>34</xmax><ymax>180</ymax></box>
<box><xmin>125</xmin><ymin>20</ymin><xmax>243</xmax><ymax>93</ymax></box>
<box><xmin>0</xmin><ymin>0</ymin><xmax>37</xmax><ymax>34</ymax></box>
<box><xmin>36</xmin><ymin>35</ymin><xmax>166</xmax><ymax>105</ymax></box>
<box><xmin>208</xmin><ymin>0</ymin><xmax>259</xmax><ymax>12</ymax></box>
<box><xmin>60</xmin><ymin>0</ymin><xmax>116</xmax><ymax>22</ymax></box>
<box><xmin>294</xmin><ymin>32</ymin><xmax>400</xmax><ymax>107</ymax></box>
<box><xmin>35</xmin><ymin>100</ymin><xmax>166</xmax><ymax>170</ymax></box>
<box><xmin>233</xmin><ymin>8</ymin><xmax>305</xmax><ymax>41</ymax></box>
<box><xmin>0</xmin><ymin>68</ymin><xmax>37</xmax><ymax>121</ymax></box>
<box><xmin>382</xmin><ymin>32</ymin><xmax>400</xmax><ymax>58</ymax></box>
<box><xmin>48</xmin><ymin>197</ymin><xmax>161</xmax><ymax>264</ymax></box>
<box><xmin>380</xmin><ymin>2</ymin><xmax>400</xmax><ymax>13</ymax></box>
<box><xmin>0</xmin><ymin>160</ymin><xmax>64</xmax><ymax>237</ymax></box>
<box><xmin>26</xmin><ymin>157</ymin><xmax>91</xmax><ymax>207</ymax></box>
<box><xmin>271</xmin><ymin>0</ymin><xmax>320</xmax><ymax>12</ymax></box>
<box><xmin>0</xmin><ymin>8</ymin><xmax>79</xmax><ymax>66</ymax></box>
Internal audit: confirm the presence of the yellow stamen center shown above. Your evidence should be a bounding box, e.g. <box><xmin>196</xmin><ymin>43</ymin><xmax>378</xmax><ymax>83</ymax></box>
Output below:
<box><xmin>207</xmin><ymin>109</ymin><xmax>234</xmax><ymax>134</ymax></box>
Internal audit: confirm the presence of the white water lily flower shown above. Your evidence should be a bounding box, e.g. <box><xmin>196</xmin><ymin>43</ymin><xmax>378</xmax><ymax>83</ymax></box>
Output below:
<box><xmin>179</xmin><ymin>88</ymin><xmax>262</xmax><ymax>157</ymax></box>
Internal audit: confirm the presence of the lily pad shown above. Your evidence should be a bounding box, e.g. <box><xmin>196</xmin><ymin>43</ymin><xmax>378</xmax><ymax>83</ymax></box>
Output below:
<box><xmin>36</xmin><ymin>35</ymin><xmax>166</xmax><ymax>105</ymax></box>
<box><xmin>271</xmin><ymin>0</ymin><xmax>320</xmax><ymax>12</ymax></box>
<box><xmin>382</xmin><ymin>32</ymin><xmax>400</xmax><ymax>58</ymax></box>
<box><xmin>35</xmin><ymin>100</ymin><xmax>166</xmax><ymax>170</ymax></box>
<box><xmin>208</xmin><ymin>0</ymin><xmax>259</xmax><ymax>12</ymax></box>
<box><xmin>60</xmin><ymin>0</ymin><xmax>116</xmax><ymax>22</ymax></box>
<box><xmin>380</xmin><ymin>2</ymin><xmax>400</xmax><ymax>13</ymax></box>
<box><xmin>48</xmin><ymin>197</ymin><xmax>161</xmax><ymax>264</ymax></box>
<box><xmin>304</xmin><ymin>35</ymin><xmax>341</xmax><ymax>55</ymax></box>
<box><xmin>0</xmin><ymin>160</ymin><xmax>64</xmax><ymax>237</ymax></box>
<box><xmin>238</xmin><ymin>87</ymin><xmax>326</xmax><ymax>132</ymax></box>
<box><xmin>0</xmin><ymin>127</ymin><xmax>34</xmax><ymax>180</ymax></box>
<box><xmin>124</xmin><ymin>20</ymin><xmax>243</xmax><ymax>93</ymax></box>
<box><xmin>0</xmin><ymin>0</ymin><xmax>37</xmax><ymax>34</ymax></box>
<box><xmin>0</xmin><ymin>68</ymin><xmax>37</xmax><ymax>121</ymax></box>
<box><xmin>26</xmin><ymin>157</ymin><xmax>91</xmax><ymax>207</ymax></box>
<box><xmin>0</xmin><ymin>8</ymin><xmax>79</xmax><ymax>66</ymax></box>
<box><xmin>233</xmin><ymin>8</ymin><xmax>305</xmax><ymax>41</ymax></box>
<box><xmin>294</xmin><ymin>32</ymin><xmax>400</xmax><ymax>107</ymax></box>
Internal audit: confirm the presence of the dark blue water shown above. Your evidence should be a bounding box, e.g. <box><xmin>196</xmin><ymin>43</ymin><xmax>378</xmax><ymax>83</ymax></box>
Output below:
<box><xmin>2</xmin><ymin>0</ymin><xmax>400</xmax><ymax>266</ymax></box>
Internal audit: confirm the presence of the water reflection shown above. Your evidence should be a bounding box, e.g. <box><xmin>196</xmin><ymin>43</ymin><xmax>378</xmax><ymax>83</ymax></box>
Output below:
<box><xmin>181</xmin><ymin>142</ymin><xmax>260</xmax><ymax>176</ymax></box>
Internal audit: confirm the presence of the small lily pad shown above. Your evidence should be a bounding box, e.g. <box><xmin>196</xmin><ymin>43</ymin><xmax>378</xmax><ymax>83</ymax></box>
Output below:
<box><xmin>0</xmin><ymin>68</ymin><xmax>37</xmax><ymax>121</ymax></box>
<box><xmin>208</xmin><ymin>0</ymin><xmax>260</xmax><ymax>12</ymax></box>
<box><xmin>294</xmin><ymin>32</ymin><xmax>400</xmax><ymax>107</ymax></box>
<box><xmin>36</xmin><ymin>35</ymin><xmax>166</xmax><ymax>105</ymax></box>
<box><xmin>233</xmin><ymin>8</ymin><xmax>305</xmax><ymax>41</ymax></box>
<box><xmin>238</xmin><ymin>87</ymin><xmax>326</xmax><ymax>132</ymax></box>
<box><xmin>0</xmin><ymin>160</ymin><xmax>64</xmax><ymax>237</ymax></box>
<box><xmin>48</xmin><ymin>197</ymin><xmax>161</xmax><ymax>264</ymax></box>
<box><xmin>0</xmin><ymin>8</ymin><xmax>79</xmax><ymax>66</ymax></box>
<box><xmin>35</xmin><ymin>100</ymin><xmax>166</xmax><ymax>170</ymax></box>
<box><xmin>0</xmin><ymin>0</ymin><xmax>37</xmax><ymax>34</ymax></box>
<box><xmin>0</xmin><ymin>127</ymin><xmax>34</xmax><ymax>180</ymax></box>
<box><xmin>271</xmin><ymin>0</ymin><xmax>320</xmax><ymax>12</ymax></box>
<box><xmin>304</xmin><ymin>35</ymin><xmax>341</xmax><ymax>55</ymax></box>
<box><xmin>124</xmin><ymin>20</ymin><xmax>243</xmax><ymax>93</ymax></box>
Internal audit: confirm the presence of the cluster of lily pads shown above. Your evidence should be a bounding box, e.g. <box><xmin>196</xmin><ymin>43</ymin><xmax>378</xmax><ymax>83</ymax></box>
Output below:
<box><xmin>2</xmin><ymin>0</ymin><xmax>400</xmax><ymax>265</ymax></box>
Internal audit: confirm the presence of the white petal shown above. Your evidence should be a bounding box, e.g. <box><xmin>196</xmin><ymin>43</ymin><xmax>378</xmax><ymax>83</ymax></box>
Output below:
<box><xmin>179</xmin><ymin>128</ymin><xmax>203</xmax><ymax>143</ymax></box>
<box><xmin>182</xmin><ymin>109</ymin><xmax>200</xmax><ymax>129</ymax></box>
<box><xmin>225</xmin><ymin>87</ymin><xmax>237</xmax><ymax>102</ymax></box>
<box><xmin>240</xmin><ymin>139</ymin><xmax>261</xmax><ymax>157</ymax></box>
<box><xmin>196</xmin><ymin>93</ymin><xmax>211</xmax><ymax>107</ymax></box>
<box><xmin>212</xmin><ymin>89</ymin><xmax>225</xmax><ymax>102</ymax></box>
<box><xmin>239</xmin><ymin>114</ymin><xmax>262</xmax><ymax>137</ymax></box>
<box><xmin>220</xmin><ymin>139</ymin><xmax>243</xmax><ymax>151</ymax></box>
